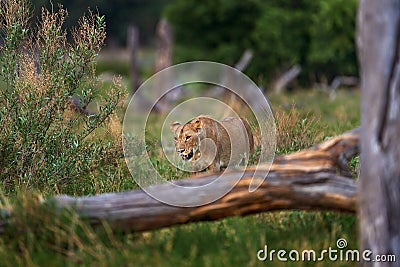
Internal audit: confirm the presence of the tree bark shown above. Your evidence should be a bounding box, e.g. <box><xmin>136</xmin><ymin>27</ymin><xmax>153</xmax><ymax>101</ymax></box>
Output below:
<box><xmin>155</xmin><ymin>19</ymin><xmax>173</xmax><ymax>73</ymax></box>
<box><xmin>127</xmin><ymin>25</ymin><xmax>140</xmax><ymax>95</ymax></box>
<box><xmin>53</xmin><ymin>172</ymin><xmax>356</xmax><ymax>232</ymax></box>
<box><xmin>153</xmin><ymin>19</ymin><xmax>174</xmax><ymax>113</ymax></box>
<box><xmin>357</xmin><ymin>0</ymin><xmax>400</xmax><ymax>266</ymax></box>
<box><xmin>45</xmin><ymin>128</ymin><xmax>359</xmax><ymax>232</ymax></box>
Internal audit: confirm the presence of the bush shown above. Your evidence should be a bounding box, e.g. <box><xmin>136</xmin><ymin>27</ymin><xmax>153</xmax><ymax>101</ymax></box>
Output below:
<box><xmin>165</xmin><ymin>0</ymin><xmax>263</xmax><ymax>65</ymax></box>
<box><xmin>308</xmin><ymin>0</ymin><xmax>358</xmax><ymax>81</ymax></box>
<box><xmin>0</xmin><ymin>0</ymin><xmax>123</xmax><ymax>194</ymax></box>
<box><xmin>250</xmin><ymin>0</ymin><xmax>317</xmax><ymax>84</ymax></box>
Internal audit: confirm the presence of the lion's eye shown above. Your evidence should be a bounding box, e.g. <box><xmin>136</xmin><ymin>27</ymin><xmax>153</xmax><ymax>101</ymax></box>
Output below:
<box><xmin>185</xmin><ymin>136</ymin><xmax>191</xmax><ymax>141</ymax></box>
<box><xmin>174</xmin><ymin>137</ymin><xmax>177</xmax><ymax>141</ymax></box>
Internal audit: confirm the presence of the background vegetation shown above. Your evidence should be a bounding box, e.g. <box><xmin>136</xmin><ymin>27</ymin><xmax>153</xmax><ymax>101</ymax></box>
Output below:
<box><xmin>0</xmin><ymin>0</ymin><xmax>361</xmax><ymax>266</ymax></box>
<box><xmin>31</xmin><ymin>0</ymin><xmax>173</xmax><ymax>46</ymax></box>
<box><xmin>31</xmin><ymin>0</ymin><xmax>358</xmax><ymax>87</ymax></box>
<box><xmin>166</xmin><ymin>0</ymin><xmax>358</xmax><ymax>86</ymax></box>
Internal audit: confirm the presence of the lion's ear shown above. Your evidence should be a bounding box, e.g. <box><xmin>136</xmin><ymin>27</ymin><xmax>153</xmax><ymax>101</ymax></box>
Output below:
<box><xmin>170</xmin><ymin>121</ymin><xmax>181</xmax><ymax>133</ymax></box>
<box><xmin>192</xmin><ymin>119</ymin><xmax>202</xmax><ymax>132</ymax></box>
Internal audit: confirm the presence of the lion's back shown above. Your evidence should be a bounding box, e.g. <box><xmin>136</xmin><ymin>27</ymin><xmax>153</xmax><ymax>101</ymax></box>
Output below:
<box><xmin>219</xmin><ymin>117</ymin><xmax>254</xmax><ymax>165</ymax></box>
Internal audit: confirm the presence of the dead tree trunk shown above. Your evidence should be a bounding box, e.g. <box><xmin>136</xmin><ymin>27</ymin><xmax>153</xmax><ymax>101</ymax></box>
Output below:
<box><xmin>357</xmin><ymin>0</ymin><xmax>400</xmax><ymax>265</ymax></box>
<box><xmin>154</xmin><ymin>19</ymin><xmax>174</xmax><ymax>113</ymax></box>
<box><xmin>39</xmin><ymin>128</ymin><xmax>359</xmax><ymax>233</ymax></box>
<box><xmin>273</xmin><ymin>65</ymin><xmax>301</xmax><ymax>94</ymax></box>
<box><xmin>52</xmin><ymin>173</ymin><xmax>355</xmax><ymax>232</ymax></box>
<box><xmin>155</xmin><ymin>19</ymin><xmax>173</xmax><ymax>73</ymax></box>
<box><xmin>127</xmin><ymin>25</ymin><xmax>140</xmax><ymax>95</ymax></box>
<box><xmin>206</xmin><ymin>49</ymin><xmax>254</xmax><ymax>98</ymax></box>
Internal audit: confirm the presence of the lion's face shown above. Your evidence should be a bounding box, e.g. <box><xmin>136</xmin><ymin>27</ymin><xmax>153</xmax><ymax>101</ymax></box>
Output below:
<box><xmin>170</xmin><ymin>119</ymin><xmax>202</xmax><ymax>161</ymax></box>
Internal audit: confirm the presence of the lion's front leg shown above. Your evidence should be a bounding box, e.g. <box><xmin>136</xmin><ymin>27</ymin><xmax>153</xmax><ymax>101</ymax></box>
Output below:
<box><xmin>208</xmin><ymin>154</ymin><xmax>221</xmax><ymax>172</ymax></box>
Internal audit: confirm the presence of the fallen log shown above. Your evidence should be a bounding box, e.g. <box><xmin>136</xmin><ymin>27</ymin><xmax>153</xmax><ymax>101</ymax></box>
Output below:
<box><xmin>272</xmin><ymin>65</ymin><xmax>302</xmax><ymax>94</ymax></box>
<box><xmin>49</xmin><ymin>128</ymin><xmax>359</xmax><ymax>232</ymax></box>
<box><xmin>206</xmin><ymin>49</ymin><xmax>254</xmax><ymax>98</ymax></box>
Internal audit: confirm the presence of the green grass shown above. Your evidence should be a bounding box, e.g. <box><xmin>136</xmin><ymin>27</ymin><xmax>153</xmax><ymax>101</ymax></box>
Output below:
<box><xmin>0</xmin><ymin>205</ymin><xmax>358</xmax><ymax>267</ymax></box>
<box><xmin>0</xmin><ymin>88</ymin><xmax>360</xmax><ymax>266</ymax></box>
<box><xmin>96</xmin><ymin>48</ymin><xmax>156</xmax><ymax>79</ymax></box>
<box><xmin>269</xmin><ymin>89</ymin><xmax>360</xmax><ymax>135</ymax></box>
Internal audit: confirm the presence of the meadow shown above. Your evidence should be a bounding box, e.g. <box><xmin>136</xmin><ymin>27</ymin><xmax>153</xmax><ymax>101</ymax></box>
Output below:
<box><xmin>0</xmin><ymin>2</ymin><xmax>360</xmax><ymax>265</ymax></box>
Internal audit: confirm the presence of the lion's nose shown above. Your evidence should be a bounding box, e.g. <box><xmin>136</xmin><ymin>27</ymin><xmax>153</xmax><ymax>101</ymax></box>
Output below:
<box><xmin>178</xmin><ymin>149</ymin><xmax>185</xmax><ymax>153</ymax></box>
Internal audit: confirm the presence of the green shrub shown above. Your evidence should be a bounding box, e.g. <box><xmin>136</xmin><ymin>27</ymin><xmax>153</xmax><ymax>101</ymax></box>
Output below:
<box><xmin>165</xmin><ymin>0</ymin><xmax>263</xmax><ymax>65</ymax></box>
<box><xmin>308</xmin><ymin>0</ymin><xmax>358</xmax><ymax>81</ymax></box>
<box><xmin>250</xmin><ymin>0</ymin><xmax>317</xmax><ymax>84</ymax></box>
<box><xmin>0</xmin><ymin>0</ymin><xmax>123</xmax><ymax>194</ymax></box>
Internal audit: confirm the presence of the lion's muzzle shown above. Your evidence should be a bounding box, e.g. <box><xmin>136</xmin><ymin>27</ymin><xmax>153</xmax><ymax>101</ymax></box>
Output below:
<box><xmin>181</xmin><ymin>149</ymin><xmax>194</xmax><ymax>161</ymax></box>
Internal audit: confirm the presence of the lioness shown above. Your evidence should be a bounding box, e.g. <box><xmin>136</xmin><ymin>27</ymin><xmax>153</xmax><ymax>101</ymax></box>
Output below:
<box><xmin>170</xmin><ymin>115</ymin><xmax>254</xmax><ymax>171</ymax></box>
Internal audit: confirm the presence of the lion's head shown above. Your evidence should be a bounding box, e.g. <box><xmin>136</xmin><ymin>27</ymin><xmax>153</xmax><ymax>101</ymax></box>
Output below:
<box><xmin>170</xmin><ymin>118</ymin><xmax>203</xmax><ymax>161</ymax></box>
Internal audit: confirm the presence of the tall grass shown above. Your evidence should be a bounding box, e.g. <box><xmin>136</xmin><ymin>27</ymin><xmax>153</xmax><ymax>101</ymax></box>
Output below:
<box><xmin>275</xmin><ymin>105</ymin><xmax>324</xmax><ymax>154</ymax></box>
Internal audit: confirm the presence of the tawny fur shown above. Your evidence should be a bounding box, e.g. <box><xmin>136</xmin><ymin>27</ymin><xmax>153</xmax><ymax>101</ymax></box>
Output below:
<box><xmin>171</xmin><ymin>115</ymin><xmax>254</xmax><ymax>172</ymax></box>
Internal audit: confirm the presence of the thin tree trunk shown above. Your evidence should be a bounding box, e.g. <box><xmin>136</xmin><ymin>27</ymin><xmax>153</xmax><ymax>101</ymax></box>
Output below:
<box><xmin>154</xmin><ymin>19</ymin><xmax>174</xmax><ymax>113</ymax></box>
<box><xmin>357</xmin><ymin>0</ymin><xmax>400</xmax><ymax>265</ymax></box>
<box><xmin>127</xmin><ymin>25</ymin><xmax>140</xmax><ymax>95</ymax></box>
<box><xmin>155</xmin><ymin>19</ymin><xmax>173</xmax><ymax>73</ymax></box>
